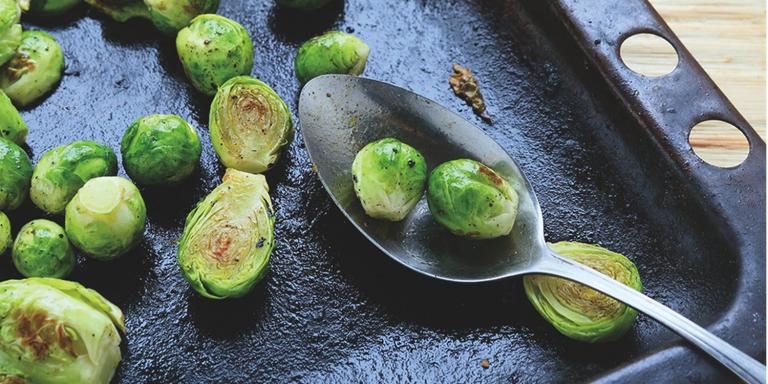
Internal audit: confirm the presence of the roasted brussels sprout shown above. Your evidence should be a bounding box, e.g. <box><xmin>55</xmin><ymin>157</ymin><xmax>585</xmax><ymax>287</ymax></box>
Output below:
<box><xmin>0</xmin><ymin>30</ymin><xmax>64</xmax><ymax>107</ymax></box>
<box><xmin>426</xmin><ymin>159</ymin><xmax>518</xmax><ymax>239</ymax></box>
<box><xmin>294</xmin><ymin>31</ymin><xmax>369</xmax><ymax>84</ymax></box>
<box><xmin>0</xmin><ymin>211</ymin><xmax>10</xmax><ymax>254</ymax></box>
<box><xmin>0</xmin><ymin>0</ymin><xmax>21</xmax><ymax>67</ymax></box>
<box><xmin>121</xmin><ymin>114</ymin><xmax>202</xmax><ymax>186</ymax></box>
<box><xmin>144</xmin><ymin>0</ymin><xmax>219</xmax><ymax>35</ymax></box>
<box><xmin>12</xmin><ymin>219</ymin><xmax>75</xmax><ymax>278</ymax></box>
<box><xmin>178</xmin><ymin>168</ymin><xmax>274</xmax><ymax>299</ymax></box>
<box><xmin>0</xmin><ymin>278</ymin><xmax>124</xmax><ymax>384</ymax></box>
<box><xmin>0</xmin><ymin>137</ymin><xmax>32</xmax><ymax>211</ymax></box>
<box><xmin>277</xmin><ymin>0</ymin><xmax>332</xmax><ymax>10</ymax></box>
<box><xmin>524</xmin><ymin>242</ymin><xmax>643</xmax><ymax>343</ymax></box>
<box><xmin>176</xmin><ymin>14</ymin><xmax>254</xmax><ymax>95</ymax></box>
<box><xmin>209</xmin><ymin>76</ymin><xmax>293</xmax><ymax>174</ymax></box>
<box><xmin>30</xmin><ymin>141</ymin><xmax>118</xmax><ymax>214</ymax></box>
<box><xmin>83</xmin><ymin>0</ymin><xmax>149</xmax><ymax>22</ymax></box>
<box><xmin>0</xmin><ymin>90</ymin><xmax>26</xmax><ymax>144</ymax></box>
<box><xmin>28</xmin><ymin>0</ymin><xmax>81</xmax><ymax>15</ymax></box>
<box><xmin>65</xmin><ymin>176</ymin><xmax>146</xmax><ymax>260</ymax></box>
<box><xmin>351</xmin><ymin>138</ymin><xmax>426</xmax><ymax>221</ymax></box>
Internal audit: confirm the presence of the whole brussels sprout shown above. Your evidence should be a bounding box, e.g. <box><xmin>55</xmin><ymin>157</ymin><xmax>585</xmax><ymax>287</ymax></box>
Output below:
<box><xmin>277</xmin><ymin>0</ymin><xmax>332</xmax><ymax>10</ymax></box>
<box><xmin>121</xmin><ymin>114</ymin><xmax>202</xmax><ymax>186</ymax></box>
<box><xmin>351</xmin><ymin>138</ymin><xmax>427</xmax><ymax>221</ymax></box>
<box><xmin>427</xmin><ymin>159</ymin><xmax>518</xmax><ymax>239</ymax></box>
<box><xmin>65</xmin><ymin>176</ymin><xmax>146</xmax><ymax>260</ymax></box>
<box><xmin>0</xmin><ymin>278</ymin><xmax>124</xmax><ymax>384</ymax></box>
<box><xmin>0</xmin><ymin>211</ymin><xmax>10</xmax><ymax>254</ymax></box>
<box><xmin>30</xmin><ymin>141</ymin><xmax>118</xmax><ymax>214</ymax></box>
<box><xmin>524</xmin><ymin>242</ymin><xmax>643</xmax><ymax>343</ymax></box>
<box><xmin>28</xmin><ymin>0</ymin><xmax>81</xmax><ymax>15</ymax></box>
<box><xmin>0</xmin><ymin>90</ymin><xmax>26</xmax><ymax>144</ymax></box>
<box><xmin>12</xmin><ymin>219</ymin><xmax>75</xmax><ymax>278</ymax></box>
<box><xmin>144</xmin><ymin>0</ymin><xmax>219</xmax><ymax>35</ymax></box>
<box><xmin>178</xmin><ymin>168</ymin><xmax>274</xmax><ymax>299</ymax></box>
<box><xmin>0</xmin><ymin>30</ymin><xmax>64</xmax><ymax>107</ymax></box>
<box><xmin>294</xmin><ymin>31</ymin><xmax>370</xmax><ymax>84</ymax></box>
<box><xmin>0</xmin><ymin>0</ymin><xmax>21</xmax><ymax>67</ymax></box>
<box><xmin>176</xmin><ymin>14</ymin><xmax>254</xmax><ymax>96</ymax></box>
<box><xmin>83</xmin><ymin>0</ymin><xmax>149</xmax><ymax>22</ymax></box>
<box><xmin>209</xmin><ymin>76</ymin><xmax>293</xmax><ymax>174</ymax></box>
<box><xmin>0</xmin><ymin>137</ymin><xmax>32</xmax><ymax>211</ymax></box>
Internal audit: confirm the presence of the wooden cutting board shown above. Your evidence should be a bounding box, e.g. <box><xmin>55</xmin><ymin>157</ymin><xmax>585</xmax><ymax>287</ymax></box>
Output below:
<box><xmin>636</xmin><ymin>0</ymin><xmax>765</xmax><ymax>166</ymax></box>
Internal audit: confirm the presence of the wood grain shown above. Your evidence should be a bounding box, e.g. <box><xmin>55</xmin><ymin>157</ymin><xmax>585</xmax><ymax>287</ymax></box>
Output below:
<box><xmin>628</xmin><ymin>0</ymin><xmax>765</xmax><ymax>166</ymax></box>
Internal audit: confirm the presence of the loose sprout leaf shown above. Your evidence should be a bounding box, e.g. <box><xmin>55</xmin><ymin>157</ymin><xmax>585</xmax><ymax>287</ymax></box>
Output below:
<box><xmin>449</xmin><ymin>64</ymin><xmax>491</xmax><ymax>123</ymax></box>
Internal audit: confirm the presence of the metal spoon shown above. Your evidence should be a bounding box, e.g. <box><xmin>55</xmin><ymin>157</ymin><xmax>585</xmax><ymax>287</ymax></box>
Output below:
<box><xmin>298</xmin><ymin>75</ymin><xmax>766</xmax><ymax>383</ymax></box>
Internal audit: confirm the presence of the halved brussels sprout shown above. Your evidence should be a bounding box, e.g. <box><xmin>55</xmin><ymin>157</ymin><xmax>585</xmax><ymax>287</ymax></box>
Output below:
<box><xmin>178</xmin><ymin>168</ymin><xmax>274</xmax><ymax>299</ymax></box>
<box><xmin>28</xmin><ymin>0</ymin><xmax>81</xmax><ymax>15</ymax></box>
<box><xmin>524</xmin><ymin>241</ymin><xmax>643</xmax><ymax>343</ymax></box>
<box><xmin>30</xmin><ymin>141</ymin><xmax>118</xmax><ymax>214</ymax></box>
<box><xmin>0</xmin><ymin>30</ymin><xmax>64</xmax><ymax>107</ymax></box>
<box><xmin>0</xmin><ymin>211</ymin><xmax>10</xmax><ymax>255</ymax></box>
<box><xmin>83</xmin><ymin>0</ymin><xmax>149</xmax><ymax>22</ymax></box>
<box><xmin>0</xmin><ymin>137</ymin><xmax>32</xmax><ymax>211</ymax></box>
<box><xmin>121</xmin><ymin>114</ymin><xmax>201</xmax><ymax>186</ymax></box>
<box><xmin>144</xmin><ymin>0</ymin><xmax>219</xmax><ymax>35</ymax></box>
<box><xmin>12</xmin><ymin>219</ymin><xmax>75</xmax><ymax>278</ymax></box>
<box><xmin>277</xmin><ymin>0</ymin><xmax>332</xmax><ymax>10</ymax></box>
<box><xmin>209</xmin><ymin>76</ymin><xmax>293</xmax><ymax>174</ymax></box>
<box><xmin>294</xmin><ymin>31</ymin><xmax>369</xmax><ymax>84</ymax></box>
<box><xmin>0</xmin><ymin>278</ymin><xmax>124</xmax><ymax>384</ymax></box>
<box><xmin>65</xmin><ymin>176</ymin><xmax>146</xmax><ymax>260</ymax></box>
<box><xmin>426</xmin><ymin>159</ymin><xmax>518</xmax><ymax>239</ymax></box>
<box><xmin>176</xmin><ymin>14</ymin><xmax>254</xmax><ymax>95</ymax></box>
<box><xmin>351</xmin><ymin>138</ymin><xmax>427</xmax><ymax>221</ymax></box>
<box><xmin>0</xmin><ymin>90</ymin><xmax>26</xmax><ymax>144</ymax></box>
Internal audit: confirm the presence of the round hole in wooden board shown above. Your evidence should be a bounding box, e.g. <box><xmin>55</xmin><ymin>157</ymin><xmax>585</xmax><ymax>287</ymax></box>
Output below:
<box><xmin>620</xmin><ymin>33</ymin><xmax>679</xmax><ymax>77</ymax></box>
<box><xmin>689</xmin><ymin>120</ymin><xmax>750</xmax><ymax>167</ymax></box>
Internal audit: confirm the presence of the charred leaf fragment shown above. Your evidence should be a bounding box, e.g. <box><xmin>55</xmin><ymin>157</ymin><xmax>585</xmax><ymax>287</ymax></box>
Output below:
<box><xmin>449</xmin><ymin>64</ymin><xmax>491</xmax><ymax>123</ymax></box>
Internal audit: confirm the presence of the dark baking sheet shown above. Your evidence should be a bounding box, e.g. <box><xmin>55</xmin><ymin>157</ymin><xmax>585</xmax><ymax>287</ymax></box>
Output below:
<box><xmin>1</xmin><ymin>0</ymin><xmax>764</xmax><ymax>382</ymax></box>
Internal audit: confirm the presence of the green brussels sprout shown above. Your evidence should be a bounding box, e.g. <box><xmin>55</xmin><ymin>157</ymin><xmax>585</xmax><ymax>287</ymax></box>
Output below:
<box><xmin>0</xmin><ymin>278</ymin><xmax>124</xmax><ymax>384</ymax></box>
<box><xmin>30</xmin><ymin>141</ymin><xmax>118</xmax><ymax>215</ymax></box>
<box><xmin>12</xmin><ymin>219</ymin><xmax>75</xmax><ymax>278</ymax></box>
<box><xmin>27</xmin><ymin>0</ymin><xmax>81</xmax><ymax>15</ymax></box>
<box><xmin>524</xmin><ymin>242</ymin><xmax>643</xmax><ymax>343</ymax></box>
<box><xmin>176</xmin><ymin>14</ymin><xmax>254</xmax><ymax>96</ymax></box>
<box><xmin>144</xmin><ymin>0</ymin><xmax>219</xmax><ymax>35</ymax></box>
<box><xmin>83</xmin><ymin>0</ymin><xmax>149</xmax><ymax>22</ymax></box>
<box><xmin>178</xmin><ymin>168</ymin><xmax>274</xmax><ymax>299</ymax></box>
<box><xmin>0</xmin><ymin>211</ymin><xmax>10</xmax><ymax>255</ymax></box>
<box><xmin>0</xmin><ymin>90</ymin><xmax>25</xmax><ymax>144</ymax></box>
<box><xmin>209</xmin><ymin>76</ymin><xmax>293</xmax><ymax>174</ymax></box>
<box><xmin>0</xmin><ymin>30</ymin><xmax>64</xmax><ymax>107</ymax></box>
<box><xmin>65</xmin><ymin>176</ymin><xmax>146</xmax><ymax>260</ymax></box>
<box><xmin>294</xmin><ymin>31</ymin><xmax>370</xmax><ymax>84</ymax></box>
<box><xmin>351</xmin><ymin>138</ymin><xmax>427</xmax><ymax>221</ymax></box>
<box><xmin>0</xmin><ymin>0</ymin><xmax>21</xmax><ymax>67</ymax></box>
<box><xmin>277</xmin><ymin>0</ymin><xmax>332</xmax><ymax>11</ymax></box>
<box><xmin>121</xmin><ymin>114</ymin><xmax>201</xmax><ymax>186</ymax></box>
<box><xmin>426</xmin><ymin>159</ymin><xmax>518</xmax><ymax>239</ymax></box>
<box><xmin>0</xmin><ymin>137</ymin><xmax>32</xmax><ymax>211</ymax></box>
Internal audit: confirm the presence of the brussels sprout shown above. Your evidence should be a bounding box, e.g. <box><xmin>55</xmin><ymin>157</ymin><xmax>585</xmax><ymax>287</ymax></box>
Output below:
<box><xmin>351</xmin><ymin>138</ymin><xmax>426</xmax><ymax>221</ymax></box>
<box><xmin>144</xmin><ymin>0</ymin><xmax>219</xmax><ymax>35</ymax></box>
<box><xmin>0</xmin><ymin>137</ymin><xmax>32</xmax><ymax>211</ymax></box>
<box><xmin>12</xmin><ymin>219</ymin><xmax>75</xmax><ymax>278</ymax></box>
<box><xmin>121</xmin><ymin>114</ymin><xmax>201</xmax><ymax>186</ymax></box>
<box><xmin>426</xmin><ymin>159</ymin><xmax>518</xmax><ymax>239</ymax></box>
<box><xmin>178</xmin><ymin>168</ymin><xmax>274</xmax><ymax>299</ymax></box>
<box><xmin>30</xmin><ymin>141</ymin><xmax>118</xmax><ymax>215</ymax></box>
<box><xmin>28</xmin><ymin>0</ymin><xmax>81</xmax><ymax>15</ymax></box>
<box><xmin>0</xmin><ymin>278</ymin><xmax>124</xmax><ymax>384</ymax></box>
<box><xmin>0</xmin><ymin>90</ymin><xmax>25</xmax><ymax>144</ymax></box>
<box><xmin>0</xmin><ymin>30</ymin><xmax>64</xmax><ymax>107</ymax></box>
<box><xmin>0</xmin><ymin>0</ymin><xmax>21</xmax><ymax>67</ymax></box>
<box><xmin>176</xmin><ymin>14</ymin><xmax>254</xmax><ymax>96</ymax></box>
<box><xmin>65</xmin><ymin>176</ymin><xmax>146</xmax><ymax>260</ymax></box>
<box><xmin>209</xmin><ymin>76</ymin><xmax>293</xmax><ymax>174</ymax></box>
<box><xmin>83</xmin><ymin>0</ymin><xmax>149</xmax><ymax>22</ymax></box>
<box><xmin>277</xmin><ymin>0</ymin><xmax>332</xmax><ymax>10</ymax></box>
<box><xmin>524</xmin><ymin>242</ymin><xmax>643</xmax><ymax>343</ymax></box>
<box><xmin>294</xmin><ymin>31</ymin><xmax>370</xmax><ymax>84</ymax></box>
<box><xmin>0</xmin><ymin>211</ymin><xmax>10</xmax><ymax>254</ymax></box>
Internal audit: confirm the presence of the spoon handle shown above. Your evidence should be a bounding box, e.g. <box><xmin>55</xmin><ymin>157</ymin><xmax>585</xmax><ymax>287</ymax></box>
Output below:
<box><xmin>536</xmin><ymin>249</ymin><xmax>766</xmax><ymax>384</ymax></box>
